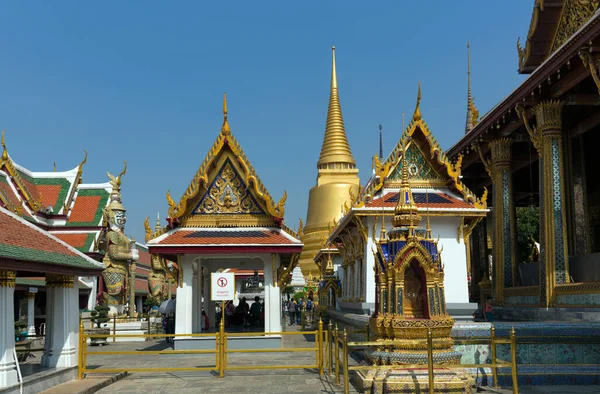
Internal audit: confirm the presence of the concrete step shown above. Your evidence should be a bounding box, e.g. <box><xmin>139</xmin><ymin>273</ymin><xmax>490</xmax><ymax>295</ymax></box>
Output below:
<box><xmin>38</xmin><ymin>373</ymin><xmax>127</xmax><ymax>394</ymax></box>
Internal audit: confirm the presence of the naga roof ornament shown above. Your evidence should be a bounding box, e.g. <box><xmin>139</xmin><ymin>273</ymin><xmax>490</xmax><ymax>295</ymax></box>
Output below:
<box><xmin>0</xmin><ymin>130</ymin><xmax>43</xmax><ymax>212</ymax></box>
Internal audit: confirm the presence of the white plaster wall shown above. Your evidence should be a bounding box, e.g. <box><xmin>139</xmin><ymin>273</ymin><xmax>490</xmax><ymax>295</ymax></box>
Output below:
<box><xmin>430</xmin><ymin>216</ymin><xmax>469</xmax><ymax>304</ymax></box>
<box><xmin>174</xmin><ymin>256</ymin><xmax>193</xmax><ymax>337</ymax></box>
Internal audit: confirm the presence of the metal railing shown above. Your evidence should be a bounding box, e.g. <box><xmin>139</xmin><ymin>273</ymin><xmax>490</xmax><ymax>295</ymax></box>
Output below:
<box><xmin>327</xmin><ymin>324</ymin><xmax>519</xmax><ymax>394</ymax></box>
<box><xmin>78</xmin><ymin>318</ymin><xmax>327</xmax><ymax>379</ymax></box>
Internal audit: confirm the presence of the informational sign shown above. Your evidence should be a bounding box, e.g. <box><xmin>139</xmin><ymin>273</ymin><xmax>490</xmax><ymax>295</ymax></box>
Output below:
<box><xmin>211</xmin><ymin>272</ymin><xmax>235</xmax><ymax>301</ymax></box>
<box><xmin>29</xmin><ymin>287</ymin><xmax>38</xmax><ymax>293</ymax></box>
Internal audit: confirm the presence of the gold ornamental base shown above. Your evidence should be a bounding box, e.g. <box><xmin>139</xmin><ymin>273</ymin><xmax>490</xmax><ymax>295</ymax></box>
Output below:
<box><xmin>356</xmin><ymin>367</ymin><xmax>475</xmax><ymax>394</ymax></box>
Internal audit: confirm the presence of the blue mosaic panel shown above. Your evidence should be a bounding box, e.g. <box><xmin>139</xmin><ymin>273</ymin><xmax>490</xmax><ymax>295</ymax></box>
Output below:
<box><xmin>439</xmin><ymin>287</ymin><xmax>446</xmax><ymax>314</ymax></box>
<box><xmin>501</xmin><ymin>169</ymin><xmax>513</xmax><ymax>288</ymax></box>
<box><xmin>390</xmin><ymin>284</ymin><xmax>396</xmax><ymax>313</ymax></box>
<box><xmin>388</xmin><ymin>143</ymin><xmax>444</xmax><ymax>181</ymax></box>
<box><xmin>504</xmin><ymin>295</ymin><xmax>540</xmax><ymax>305</ymax></box>
<box><xmin>428</xmin><ymin>287</ymin><xmax>437</xmax><ymax>316</ymax></box>
<box><xmin>552</xmin><ymin>139</ymin><xmax>567</xmax><ymax>284</ymax></box>
<box><xmin>382</xmin><ymin>289</ymin><xmax>388</xmax><ymax>313</ymax></box>
<box><xmin>556</xmin><ymin>294</ymin><xmax>600</xmax><ymax>305</ymax></box>
<box><xmin>397</xmin><ymin>288</ymin><xmax>403</xmax><ymax>315</ymax></box>
<box><xmin>539</xmin><ymin>158</ymin><xmax>546</xmax><ymax>305</ymax></box>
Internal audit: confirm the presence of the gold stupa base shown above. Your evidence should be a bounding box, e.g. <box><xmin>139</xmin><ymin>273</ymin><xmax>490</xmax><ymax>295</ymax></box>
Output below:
<box><xmin>356</xmin><ymin>367</ymin><xmax>475</xmax><ymax>394</ymax></box>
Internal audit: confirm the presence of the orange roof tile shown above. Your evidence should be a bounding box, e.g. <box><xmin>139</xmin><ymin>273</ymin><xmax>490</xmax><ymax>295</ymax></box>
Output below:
<box><xmin>69</xmin><ymin>195</ymin><xmax>101</xmax><ymax>223</ymax></box>
<box><xmin>36</xmin><ymin>184</ymin><xmax>62</xmax><ymax>211</ymax></box>
<box><xmin>53</xmin><ymin>233</ymin><xmax>88</xmax><ymax>248</ymax></box>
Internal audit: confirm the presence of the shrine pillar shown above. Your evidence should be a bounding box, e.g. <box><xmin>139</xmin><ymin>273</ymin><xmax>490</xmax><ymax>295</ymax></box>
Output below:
<box><xmin>489</xmin><ymin>138</ymin><xmax>516</xmax><ymax>305</ymax></box>
<box><xmin>0</xmin><ymin>270</ymin><xmax>17</xmax><ymax>389</ymax></box>
<box><xmin>42</xmin><ymin>275</ymin><xmax>78</xmax><ymax>368</ymax></box>
<box><xmin>175</xmin><ymin>256</ymin><xmax>193</xmax><ymax>336</ymax></box>
<box><xmin>534</xmin><ymin>101</ymin><xmax>570</xmax><ymax>307</ymax></box>
<box><xmin>264</xmin><ymin>254</ymin><xmax>281</xmax><ymax>333</ymax></box>
<box><xmin>27</xmin><ymin>292</ymin><xmax>36</xmax><ymax>336</ymax></box>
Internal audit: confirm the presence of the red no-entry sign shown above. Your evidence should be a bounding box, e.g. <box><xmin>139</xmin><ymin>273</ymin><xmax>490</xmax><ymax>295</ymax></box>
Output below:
<box><xmin>211</xmin><ymin>272</ymin><xmax>235</xmax><ymax>301</ymax></box>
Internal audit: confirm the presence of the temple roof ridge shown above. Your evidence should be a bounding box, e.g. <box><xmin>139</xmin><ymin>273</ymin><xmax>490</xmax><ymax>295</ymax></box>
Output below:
<box><xmin>317</xmin><ymin>46</ymin><xmax>356</xmax><ymax>169</ymax></box>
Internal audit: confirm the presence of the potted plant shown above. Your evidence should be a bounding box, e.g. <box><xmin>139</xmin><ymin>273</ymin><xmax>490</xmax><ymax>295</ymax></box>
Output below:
<box><xmin>86</xmin><ymin>304</ymin><xmax>111</xmax><ymax>346</ymax></box>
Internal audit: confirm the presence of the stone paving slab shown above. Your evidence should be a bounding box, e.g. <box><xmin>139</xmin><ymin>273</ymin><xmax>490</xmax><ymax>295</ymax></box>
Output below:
<box><xmin>39</xmin><ymin>373</ymin><xmax>127</xmax><ymax>394</ymax></box>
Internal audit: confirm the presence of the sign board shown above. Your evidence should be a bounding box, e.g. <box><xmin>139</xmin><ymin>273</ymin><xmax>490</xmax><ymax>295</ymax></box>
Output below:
<box><xmin>211</xmin><ymin>272</ymin><xmax>235</xmax><ymax>301</ymax></box>
<box><xmin>29</xmin><ymin>287</ymin><xmax>38</xmax><ymax>293</ymax></box>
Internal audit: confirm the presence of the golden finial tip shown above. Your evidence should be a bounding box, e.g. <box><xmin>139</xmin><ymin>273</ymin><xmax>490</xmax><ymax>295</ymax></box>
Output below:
<box><xmin>221</xmin><ymin>93</ymin><xmax>231</xmax><ymax>133</ymax></box>
<box><xmin>223</xmin><ymin>93</ymin><xmax>228</xmax><ymax>115</ymax></box>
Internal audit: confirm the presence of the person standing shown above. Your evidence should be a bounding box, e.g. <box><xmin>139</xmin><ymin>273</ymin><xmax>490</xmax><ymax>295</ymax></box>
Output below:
<box><xmin>288</xmin><ymin>300</ymin><xmax>296</xmax><ymax>326</ymax></box>
<box><xmin>483</xmin><ymin>297</ymin><xmax>494</xmax><ymax>322</ymax></box>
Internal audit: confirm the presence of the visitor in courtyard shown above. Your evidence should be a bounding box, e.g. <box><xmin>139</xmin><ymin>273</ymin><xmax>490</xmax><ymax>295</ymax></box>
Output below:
<box><xmin>483</xmin><ymin>297</ymin><xmax>494</xmax><ymax>322</ymax></box>
<box><xmin>296</xmin><ymin>297</ymin><xmax>303</xmax><ymax>325</ymax></box>
<box><xmin>250</xmin><ymin>296</ymin><xmax>261</xmax><ymax>326</ymax></box>
<box><xmin>225</xmin><ymin>301</ymin><xmax>235</xmax><ymax>328</ymax></box>
<box><xmin>201</xmin><ymin>310</ymin><xmax>210</xmax><ymax>331</ymax></box>
<box><xmin>288</xmin><ymin>299</ymin><xmax>297</xmax><ymax>325</ymax></box>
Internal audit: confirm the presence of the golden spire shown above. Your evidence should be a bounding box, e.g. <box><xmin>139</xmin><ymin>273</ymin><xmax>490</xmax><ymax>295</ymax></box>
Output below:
<box><xmin>465</xmin><ymin>42</ymin><xmax>479</xmax><ymax>133</ymax></box>
<box><xmin>154</xmin><ymin>212</ymin><xmax>161</xmax><ymax>232</ymax></box>
<box><xmin>221</xmin><ymin>93</ymin><xmax>230</xmax><ymax>134</ymax></box>
<box><xmin>412</xmin><ymin>82</ymin><xmax>422</xmax><ymax>121</ymax></box>
<box><xmin>53</xmin><ymin>162</ymin><xmax>57</xmax><ymax>172</ymax></box>
<box><xmin>317</xmin><ymin>46</ymin><xmax>356</xmax><ymax>169</ymax></box>
<box><xmin>392</xmin><ymin>144</ymin><xmax>421</xmax><ymax>229</ymax></box>
<box><xmin>1</xmin><ymin>130</ymin><xmax>7</xmax><ymax>161</ymax></box>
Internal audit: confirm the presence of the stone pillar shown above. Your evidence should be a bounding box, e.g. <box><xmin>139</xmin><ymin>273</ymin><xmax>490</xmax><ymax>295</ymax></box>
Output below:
<box><xmin>534</xmin><ymin>100</ymin><xmax>569</xmax><ymax>306</ymax></box>
<box><xmin>41</xmin><ymin>275</ymin><xmax>78</xmax><ymax>368</ymax></box>
<box><xmin>129</xmin><ymin>262</ymin><xmax>136</xmax><ymax>318</ymax></box>
<box><xmin>0</xmin><ymin>270</ymin><xmax>17</xmax><ymax>389</ymax></box>
<box><xmin>264</xmin><ymin>254</ymin><xmax>281</xmax><ymax>333</ymax></box>
<box><xmin>27</xmin><ymin>292</ymin><xmax>36</xmax><ymax>336</ymax></box>
<box><xmin>174</xmin><ymin>256</ymin><xmax>193</xmax><ymax>337</ymax></box>
<box><xmin>489</xmin><ymin>138</ymin><xmax>516</xmax><ymax>305</ymax></box>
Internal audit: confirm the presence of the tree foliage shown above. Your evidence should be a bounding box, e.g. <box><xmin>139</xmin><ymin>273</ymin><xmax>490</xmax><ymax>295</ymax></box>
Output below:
<box><xmin>90</xmin><ymin>304</ymin><xmax>111</xmax><ymax>328</ymax></box>
<box><xmin>516</xmin><ymin>206</ymin><xmax>539</xmax><ymax>265</ymax></box>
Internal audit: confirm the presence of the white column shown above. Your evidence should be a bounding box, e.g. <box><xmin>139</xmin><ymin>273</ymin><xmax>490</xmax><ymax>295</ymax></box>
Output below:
<box><xmin>41</xmin><ymin>275</ymin><xmax>79</xmax><ymax>368</ymax></box>
<box><xmin>264</xmin><ymin>254</ymin><xmax>281</xmax><ymax>333</ymax></box>
<box><xmin>27</xmin><ymin>292</ymin><xmax>36</xmax><ymax>336</ymax></box>
<box><xmin>174</xmin><ymin>256</ymin><xmax>193</xmax><ymax>336</ymax></box>
<box><xmin>0</xmin><ymin>271</ymin><xmax>17</xmax><ymax>389</ymax></box>
<box><xmin>203</xmin><ymin>265</ymin><xmax>210</xmax><ymax>329</ymax></box>
<box><xmin>365</xmin><ymin>217</ymin><xmax>377</xmax><ymax>304</ymax></box>
<box><xmin>192</xmin><ymin>263</ymin><xmax>198</xmax><ymax>333</ymax></box>
<box><xmin>87</xmin><ymin>276</ymin><xmax>97</xmax><ymax>310</ymax></box>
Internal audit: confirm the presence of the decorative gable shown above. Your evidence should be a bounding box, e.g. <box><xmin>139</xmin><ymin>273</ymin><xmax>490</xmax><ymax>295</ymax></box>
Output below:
<box><xmin>158</xmin><ymin>95</ymin><xmax>287</xmax><ymax>231</ymax></box>
<box><xmin>193</xmin><ymin>158</ymin><xmax>265</xmax><ymax>216</ymax></box>
<box><xmin>366</xmin><ymin>84</ymin><xmax>487</xmax><ymax>209</ymax></box>
<box><xmin>387</xmin><ymin>141</ymin><xmax>444</xmax><ymax>185</ymax></box>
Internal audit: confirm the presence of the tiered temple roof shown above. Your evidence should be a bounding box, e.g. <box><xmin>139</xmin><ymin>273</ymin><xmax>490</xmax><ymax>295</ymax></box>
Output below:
<box><xmin>0</xmin><ymin>131</ymin><xmax>112</xmax><ymax>255</ymax></box>
<box><xmin>147</xmin><ymin>96</ymin><xmax>302</xmax><ymax>279</ymax></box>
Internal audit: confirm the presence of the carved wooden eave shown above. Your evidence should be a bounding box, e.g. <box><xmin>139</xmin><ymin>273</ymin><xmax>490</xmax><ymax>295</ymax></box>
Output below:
<box><xmin>518</xmin><ymin>0</ymin><xmax>599</xmax><ymax>74</ymax></box>
<box><xmin>448</xmin><ymin>8</ymin><xmax>600</xmax><ymax>161</ymax></box>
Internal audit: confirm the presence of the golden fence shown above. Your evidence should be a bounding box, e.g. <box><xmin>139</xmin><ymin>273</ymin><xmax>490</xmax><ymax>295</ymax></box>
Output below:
<box><xmin>327</xmin><ymin>323</ymin><xmax>519</xmax><ymax>394</ymax></box>
<box><xmin>77</xmin><ymin>319</ymin><xmax>326</xmax><ymax>380</ymax></box>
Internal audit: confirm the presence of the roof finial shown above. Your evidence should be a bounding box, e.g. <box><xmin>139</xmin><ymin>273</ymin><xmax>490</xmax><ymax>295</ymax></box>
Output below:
<box><xmin>392</xmin><ymin>142</ymin><xmax>421</xmax><ymax>229</ymax></box>
<box><xmin>465</xmin><ymin>42</ymin><xmax>479</xmax><ymax>133</ymax></box>
<box><xmin>53</xmin><ymin>162</ymin><xmax>57</xmax><ymax>172</ymax></box>
<box><xmin>1</xmin><ymin>130</ymin><xmax>7</xmax><ymax>161</ymax></box>
<box><xmin>317</xmin><ymin>46</ymin><xmax>356</xmax><ymax>168</ymax></box>
<box><xmin>378</xmin><ymin>124</ymin><xmax>383</xmax><ymax>160</ymax></box>
<box><xmin>155</xmin><ymin>212</ymin><xmax>161</xmax><ymax>231</ymax></box>
<box><xmin>412</xmin><ymin>82</ymin><xmax>422</xmax><ymax>121</ymax></box>
<box><xmin>222</xmin><ymin>93</ymin><xmax>230</xmax><ymax>133</ymax></box>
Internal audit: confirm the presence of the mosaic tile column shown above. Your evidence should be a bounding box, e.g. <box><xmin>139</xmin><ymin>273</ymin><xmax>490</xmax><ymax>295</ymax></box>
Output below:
<box><xmin>534</xmin><ymin>100</ymin><xmax>570</xmax><ymax>307</ymax></box>
<box><xmin>489</xmin><ymin>138</ymin><xmax>516</xmax><ymax>305</ymax></box>
<box><xmin>0</xmin><ymin>270</ymin><xmax>18</xmax><ymax>389</ymax></box>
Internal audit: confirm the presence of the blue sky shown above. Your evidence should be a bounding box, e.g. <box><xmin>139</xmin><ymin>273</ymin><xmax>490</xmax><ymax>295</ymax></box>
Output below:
<box><xmin>0</xmin><ymin>1</ymin><xmax>533</xmax><ymax>243</ymax></box>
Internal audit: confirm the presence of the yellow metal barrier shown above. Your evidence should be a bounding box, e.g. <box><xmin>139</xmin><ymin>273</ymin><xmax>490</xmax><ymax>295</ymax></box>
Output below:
<box><xmin>78</xmin><ymin>316</ymin><xmax>326</xmax><ymax>380</ymax></box>
<box><xmin>326</xmin><ymin>324</ymin><xmax>520</xmax><ymax>394</ymax></box>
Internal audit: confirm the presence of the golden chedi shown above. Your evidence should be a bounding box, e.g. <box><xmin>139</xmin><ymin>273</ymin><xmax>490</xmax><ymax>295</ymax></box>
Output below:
<box><xmin>299</xmin><ymin>46</ymin><xmax>360</xmax><ymax>276</ymax></box>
